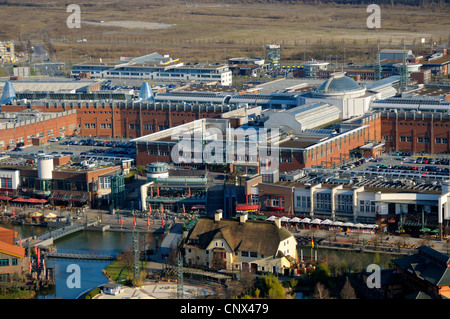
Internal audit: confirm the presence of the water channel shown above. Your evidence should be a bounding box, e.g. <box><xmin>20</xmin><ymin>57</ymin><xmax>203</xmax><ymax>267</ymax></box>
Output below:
<box><xmin>2</xmin><ymin>224</ymin><xmax>162</xmax><ymax>299</ymax></box>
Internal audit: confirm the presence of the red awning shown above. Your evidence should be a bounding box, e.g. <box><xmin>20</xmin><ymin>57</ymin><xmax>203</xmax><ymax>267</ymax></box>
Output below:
<box><xmin>191</xmin><ymin>204</ymin><xmax>205</xmax><ymax>210</ymax></box>
<box><xmin>0</xmin><ymin>196</ymin><xmax>12</xmax><ymax>201</ymax></box>
<box><xmin>236</xmin><ymin>204</ymin><xmax>259</xmax><ymax>211</ymax></box>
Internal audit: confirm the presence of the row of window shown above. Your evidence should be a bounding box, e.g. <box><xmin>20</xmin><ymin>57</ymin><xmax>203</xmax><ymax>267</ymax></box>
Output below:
<box><xmin>399</xmin><ymin>136</ymin><xmax>448</xmax><ymax>144</ymax></box>
<box><xmin>0</xmin><ymin>258</ymin><xmax>18</xmax><ymax>267</ymax></box>
<box><xmin>396</xmin><ymin>122</ymin><xmax>449</xmax><ymax>127</ymax></box>
<box><xmin>294</xmin><ymin>195</ymin><xmax>375</xmax><ymax>212</ymax></box>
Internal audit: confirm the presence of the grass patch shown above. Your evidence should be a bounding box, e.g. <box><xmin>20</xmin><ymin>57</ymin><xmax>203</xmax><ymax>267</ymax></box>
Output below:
<box><xmin>104</xmin><ymin>259</ymin><xmax>149</xmax><ymax>283</ymax></box>
<box><xmin>0</xmin><ymin>67</ymin><xmax>9</xmax><ymax>77</ymax></box>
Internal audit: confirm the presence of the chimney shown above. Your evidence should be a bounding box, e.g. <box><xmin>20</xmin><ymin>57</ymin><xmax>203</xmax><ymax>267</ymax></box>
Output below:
<box><xmin>214</xmin><ymin>209</ymin><xmax>223</xmax><ymax>222</ymax></box>
<box><xmin>239</xmin><ymin>213</ymin><xmax>248</xmax><ymax>224</ymax></box>
<box><xmin>274</xmin><ymin>217</ymin><xmax>282</xmax><ymax>229</ymax></box>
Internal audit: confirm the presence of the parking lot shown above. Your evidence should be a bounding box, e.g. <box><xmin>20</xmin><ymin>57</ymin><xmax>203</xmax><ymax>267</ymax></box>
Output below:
<box><xmin>299</xmin><ymin>152</ymin><xmax>450</xmax><ymax>193</ymax></box>
<box><xmin>5</xmin><ymin>137</ymin><xmax>136</xmax><ymax>161</ymax></box>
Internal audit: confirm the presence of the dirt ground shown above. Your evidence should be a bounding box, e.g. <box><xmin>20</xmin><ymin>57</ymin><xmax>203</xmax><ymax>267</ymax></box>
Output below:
<box><xmin>2</xmin><ymin>0</ymin><xmax>448</xmax><ymax>64</ymax></box>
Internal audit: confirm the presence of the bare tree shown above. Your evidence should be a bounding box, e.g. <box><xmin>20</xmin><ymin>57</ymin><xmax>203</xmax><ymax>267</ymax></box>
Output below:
<box><xmin>340</xmin><ymin>276</ymin><xmax>356</xmax><ymax>299</ymax></box>
<box><xmin>312</xmin><ymin>282</ymin><xmax>330</xmax><ymax>299</ymax></box>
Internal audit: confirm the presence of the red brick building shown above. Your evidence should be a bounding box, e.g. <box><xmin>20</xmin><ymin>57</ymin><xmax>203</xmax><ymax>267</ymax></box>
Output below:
<box><xmin>279</xmin><ymin>112</ymin><xmax>382</xmax><ymax>171</ymax></box>
<box><xmin>1</xmin><ymin>102</ymin><xmax>237</xmax><ymax>139</ymax></box>
<box><xmin>0</xmin><ymin>110</ymin><xmax>77</xmax><ymax>151</ymax></box>
<box><xmin>381</xmin><ymin>111</ymin><xmax>450</xmax><ymax>154</ymax></box>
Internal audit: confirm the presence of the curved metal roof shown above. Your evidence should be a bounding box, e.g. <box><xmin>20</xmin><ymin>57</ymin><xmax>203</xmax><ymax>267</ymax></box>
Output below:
<box><xmin>315</xmin><ymin>73</ymin><xmax>362</xmax><ymax>93</ymax></box>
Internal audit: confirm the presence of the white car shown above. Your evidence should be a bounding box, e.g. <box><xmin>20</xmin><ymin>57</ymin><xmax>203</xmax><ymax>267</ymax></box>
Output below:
<box><xmin>48</xmin><ymin>138</ymin><xmax>58</xmax><ymax>142</ymax></box>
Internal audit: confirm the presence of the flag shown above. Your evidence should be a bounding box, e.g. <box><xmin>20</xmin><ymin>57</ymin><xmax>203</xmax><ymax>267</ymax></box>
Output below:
<box><xmin>12</xmin><ymin>207</ymin><xmax>15</xmax><ymax>217</ymax></box>
<box><xmin>157</xmin><ymin>187</ymin><xmax>159</xmax><ymax>197</ymax></box>
<box><xmin>149</xmin><ymin>204</ymin><xmax>152</xmax><ymax>214</ymax></box>
<box><xmin>133</xmin><ymin>217</ymin><xmax>136</xmax><ymax>229</ymax></box>
<box><xmin>42</xmin><ymin>259</ymin><xmax>46</xmax><ymax>279</ymax></box>
<box><xmin>161</xmin><ymin>218</ymin><xmax>165</xmax><ymax>229</ymax></box>
<box><xmin>188</xmin><ymin>187</ymin><xmax>191</xmax><ymax>197</ymax></box>
<box><xmin>182</xmin><ymin>204</ymin><xmax>186</xmax><ymax>214</ymax></box>
<box><xmin>311</xmin><ymin>239</ymin><xmax>314</xmax><ymax>249</ymax></box>
<box><xmin>147</xmin><ymin>217</ymin><xmax>150</xmax><ymax>229</ymax></box>
<box><xmin>29</xmin><ymin>260</ymin><xmax>32</xmax><ymax>273</ymax></box>
<box><xmin>150</xmin><ymin>187</ymin><xmax>153</xmax><ymax>197</ymax></box>
<box><xmin>160</xmin><ymin>203</ymin><xmax>164</xmax><ymax>214</ymax></box>
<box><xmin>37</xmin><ymin>248</ymin><xmax>40</xmax><ymax>268</ymax></box>
<box><xmin>19</xmin><ymin>238</ymin><xmax>22</xmax><ymax>247</ymax></box>
<box><xmin>120</xmin><ymin>216</ymin><xmax>123</xmax><ymax>228</ymax></box>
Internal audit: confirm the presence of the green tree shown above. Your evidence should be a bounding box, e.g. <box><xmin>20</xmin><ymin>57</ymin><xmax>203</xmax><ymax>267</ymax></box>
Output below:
<box><xmin>311</xmin><ymin>262</ymin><xmax>331</xmax><ymax>283</ymax></box>
<box><xmin>261</xmin><ymin>274</ymin><xmax>285</xmax><ymax>299</ymax></box>
<box><xmin>373</xmin><ymin>252</ymin><xmax>381</xmax><ymax>266</ymax></box>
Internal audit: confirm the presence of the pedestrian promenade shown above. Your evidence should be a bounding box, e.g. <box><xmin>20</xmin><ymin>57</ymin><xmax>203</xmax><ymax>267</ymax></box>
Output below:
<box><xmin>292</xmin><ymin>228</ymin><xmax>449</xmax><ymax>255</ymax></box>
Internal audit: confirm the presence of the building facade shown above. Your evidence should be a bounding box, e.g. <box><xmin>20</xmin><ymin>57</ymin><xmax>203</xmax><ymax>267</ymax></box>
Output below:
<box><xmin>183</xmin><ymin>210</ymin><xmax>298</xmax><ymax>274</ymax></box>
<box><xmin>0</xmin><ymin>110</ymin><xmax>77</xmax><ymax>151</ymax></box>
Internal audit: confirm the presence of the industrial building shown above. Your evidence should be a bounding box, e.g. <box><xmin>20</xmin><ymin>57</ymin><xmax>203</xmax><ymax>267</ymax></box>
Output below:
<box><xmin>0</xmin><ymin>109</ymin><xmax>77</xmax><ymax>151</ymax></box>
<box><xmin>71</xmin><ymin>53</ymin><xmax>233</xmax><ymax>86</ymax></box>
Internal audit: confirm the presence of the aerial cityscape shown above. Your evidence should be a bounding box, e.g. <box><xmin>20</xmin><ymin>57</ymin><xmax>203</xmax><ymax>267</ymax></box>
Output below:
<box><xmin>0</xmin><ymin>0</ymin><xmax>449</xmax><ymax>305</ymax></box>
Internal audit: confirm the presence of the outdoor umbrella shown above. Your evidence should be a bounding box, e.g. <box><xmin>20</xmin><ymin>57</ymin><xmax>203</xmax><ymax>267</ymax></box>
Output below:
<box><xmin>280</xmin><ymin>216</ymin><xmax>291</xmax><ymax>222</ymax></box>
<box><xmin>333</xmin><ymin>221</ymin><xmax>344</xmax><ymax>226</ymax></box>
<box><xmin>311</xmin><ymin>218</ymin><xmax>322</xmax><ymax>225</ymax></box>
<box><xmin>430</xmin><ymin>229</ymin><xmax>440</xmax><ymax>234</ymax></box>
<box><xmin>267</xmin><ymin>216</ymin><xmax>276</xmax><ymax>222</ymax></box>
<box><xmin>45</xmin><ymin>213</ymin><xmax>57</xmax><ymax>219</ymax></box>
<box><xmin>290</xmin><ymin>217</ymin><xmax>301</xmax><ymax>223</ymax></box>
<box><xmin>301</xmin><ymin>218</ymin><xmax>311</xmax><ymax>223</ymax></box>
<box><xmin>419</xmin><ymin>228</ymin><xmax>431</xmax><ymax>233</ymax></box>
<box><xmin>320</xmin><ymin>219</ymin><xmax>332</xmax><ymax>225</ymax></box>
<box><xmin>29</xmin><ymin>212</ymin><xmax>42</xmax><ymax>218</ymax></box>
<box><xmin>343</xmin><ymin>222</ymin><xmax>354</xmax><ymax>227</ymax></box>
<box><xmin>354</xmin><ymin>223</ymin><xmax>365</xmax><ymax>228</ymax></box>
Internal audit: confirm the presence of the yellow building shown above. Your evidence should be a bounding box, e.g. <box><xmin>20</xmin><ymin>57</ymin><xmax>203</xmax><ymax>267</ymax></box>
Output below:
<box><xmin>184</xmin><ymin>210</ymin><xmax>298</xmax><ymax>275</ymax></box>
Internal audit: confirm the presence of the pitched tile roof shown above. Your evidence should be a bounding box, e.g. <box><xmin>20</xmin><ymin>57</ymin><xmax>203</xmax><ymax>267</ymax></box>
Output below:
<box><xmin>0</xmin><ymin>241</ymin><xmax>25</xmax><ymax>259</ymax></box>
<box><xmin>393</xmin><ymin>246</ymin><xmax>450</xmax><ymax>287</ymax></box>
<box><xmin>185</xmin><ymin>217</ymin><xmax>294</xmax><ymax>257</ymax></box>
<box><xmin>0</xmin><ymin>227</ymin><xmax>17</xmax><ymax>245</ymax></box>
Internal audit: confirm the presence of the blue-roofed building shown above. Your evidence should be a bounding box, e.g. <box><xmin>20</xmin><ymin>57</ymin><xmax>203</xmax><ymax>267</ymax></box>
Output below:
<box><xmin>0</xmin><ymin>81</ymin><xmax>16</xmax><ymax>106</ymax></box>
<box><xmin>137</xmin><ymin>82</ymin><xmax>154</xmax><ymax>102</ymax></box>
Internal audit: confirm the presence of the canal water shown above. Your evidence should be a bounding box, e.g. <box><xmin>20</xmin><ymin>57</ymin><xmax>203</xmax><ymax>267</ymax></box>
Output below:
<box><xmin>2</xmin><ymin>224</ymin><xmax>162</xmax><ymax>299</ymax></box>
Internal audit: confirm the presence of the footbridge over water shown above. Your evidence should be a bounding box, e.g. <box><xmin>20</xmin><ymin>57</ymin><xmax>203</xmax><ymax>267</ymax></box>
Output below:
<box><xmin>28</xmin><ymin>221</ymin><xmax>103</xmax><ymax>248</ymax></box>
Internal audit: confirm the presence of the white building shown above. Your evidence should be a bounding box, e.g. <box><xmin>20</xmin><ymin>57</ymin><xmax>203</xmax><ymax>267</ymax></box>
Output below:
<box><xmin>184</xmin><ymin>210</ymin><xmax>298</xmax><ymax>274</ymax></box>
<box><xmin>71</xmin><ymin>62</ymin><xmax>233</xmax><ymax>86</ymax></box>
<box><xmin>301</xmin><ymin>72</ymin><xmax>379</xmax><ymax>119</ymax></box>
